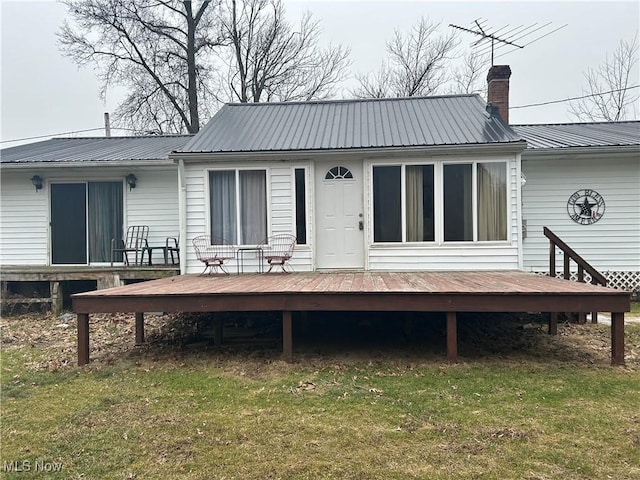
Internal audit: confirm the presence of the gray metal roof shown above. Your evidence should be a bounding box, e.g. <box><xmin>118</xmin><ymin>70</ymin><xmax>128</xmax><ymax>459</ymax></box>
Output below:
<box><xmin>1</xmin><ymin>135</ymin><xmax>192</xmax><ymax>164</ymax></box>
<box><xmin>513</xmin><ymin>121</ymin><xmax>640</xmax><ymax>150</ymax></box>
<box><xmin>180</xmin><ymin>95</ymin><xmax>523</xmax><ymax>153</ymax></box>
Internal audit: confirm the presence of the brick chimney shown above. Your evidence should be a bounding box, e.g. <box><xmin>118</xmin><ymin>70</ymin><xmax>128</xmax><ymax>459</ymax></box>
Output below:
<box><xmin>487</xmin><ymin>65</ymin><xmax>511</xmax><ymax>124</ymax></box>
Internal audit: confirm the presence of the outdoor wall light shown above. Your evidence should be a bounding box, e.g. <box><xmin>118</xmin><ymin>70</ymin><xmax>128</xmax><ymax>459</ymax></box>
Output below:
<box><xmin>126</xmin><ymin>173</ymin><xmax>137</xmax><ymax>191</ymax></box>
<box><xmin>30</xmin><ymin>175</ymin><xmax>44</xmax><ymax>192</ymax></box>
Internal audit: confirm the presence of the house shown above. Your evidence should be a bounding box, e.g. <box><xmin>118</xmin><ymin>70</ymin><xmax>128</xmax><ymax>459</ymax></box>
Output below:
<box><xmin>514</xmin><ymin>121</ymin><xmax>640</xmax><ymax>294</ymax></box>
<box><xmin>2</xmin><ymin>65</ymin><xmax>637</xmax><ymax>301</ymax></box>
<box><xmin>0</xmin><ymin>135</ymin><xmax>190</xmax><ymax>309</ymax></box>
<box><xmin>172</xmin><ymin>66</ymin><xmax>527</xmax><ymax>274</ymax></box>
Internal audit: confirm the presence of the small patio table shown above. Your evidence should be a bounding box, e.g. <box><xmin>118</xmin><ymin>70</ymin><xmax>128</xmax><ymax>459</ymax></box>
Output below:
<box><xmin>236</xmin><ymin>246</ymin><xmax>264</xmax><ymax>274</ymax></box>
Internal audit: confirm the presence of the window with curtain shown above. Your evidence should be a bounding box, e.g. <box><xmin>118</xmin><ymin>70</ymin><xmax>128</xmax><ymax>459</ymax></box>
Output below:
<box><xmin>406</xmin><ymin>165</ymin><xmax>435</xmax><ymax>242</ymax></box>
<box><xmin>372</xmin><ymin>161</ymin><xmax>507</xmax><ymax>244</ymax></box>
<box><xmin>88</xmin><ymin>182</ymin><xmax>123</xmax><ymax>262</ymax></box>
<box><xmin>209</xmin><ymin>169</ymin><xmax>267</xmax><ymax>245</ymax></box>
<box><xmin>477</xmin><ymin>162</ymin><xmax>507</xmax><ymax>241</ymax></box>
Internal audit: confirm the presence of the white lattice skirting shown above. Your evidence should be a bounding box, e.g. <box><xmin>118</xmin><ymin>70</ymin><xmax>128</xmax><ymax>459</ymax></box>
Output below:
<box><xmin>534</xmin><ymin>271</ymin><xmax>640</xmax><ymax>295</ymax></box>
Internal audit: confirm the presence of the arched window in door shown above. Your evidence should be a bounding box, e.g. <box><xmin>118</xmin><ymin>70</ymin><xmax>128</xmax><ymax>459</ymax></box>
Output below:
<box><xmin>325</xmin><ymin>166</ymin><xmax>353</xmax><ymax>180</ymax></box>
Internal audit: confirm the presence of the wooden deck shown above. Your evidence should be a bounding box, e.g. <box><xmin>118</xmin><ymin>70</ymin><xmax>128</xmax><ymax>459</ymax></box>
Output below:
<box><xmin>1</xmin><ymin>264</ymin><xmax>179</xmax><ymax>313</ymax></box>
<box><xmin>72</xmin><ymin>271</ymin><xmax>630</xmax><ymax>366</ymax></box>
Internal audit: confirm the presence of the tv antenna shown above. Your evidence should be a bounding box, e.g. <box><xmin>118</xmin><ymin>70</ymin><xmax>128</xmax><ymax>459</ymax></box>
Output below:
<box><xmin>450</xmin><ymin>19</ymin><xmax>567</xmax><ymax>65</ymax></box>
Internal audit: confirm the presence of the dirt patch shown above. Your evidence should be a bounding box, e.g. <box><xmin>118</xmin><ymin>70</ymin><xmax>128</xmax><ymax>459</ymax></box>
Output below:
<box><xmin>1</xmin><ymin>310</ymin><xmax>638</xmax><ymax>373</ymax></box>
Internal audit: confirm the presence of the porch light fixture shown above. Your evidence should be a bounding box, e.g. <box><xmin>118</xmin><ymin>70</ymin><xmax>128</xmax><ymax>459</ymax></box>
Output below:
<box><xmin>30</xmin><ymin>175</ymin><xmax>43</xmax><ymax>192</ymax></box>
<box><xmin>125</xmin><ymin>173</ymin><xmax>137</xmax><ymax>191</ymax></box>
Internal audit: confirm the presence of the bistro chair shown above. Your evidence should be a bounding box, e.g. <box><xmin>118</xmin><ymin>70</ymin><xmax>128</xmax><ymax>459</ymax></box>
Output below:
<box><xmin>110</xmin><ymin>225</ymin><xmax>149</xmax><ymax>266</ymax></box>
<box><xmin>258</xmin><ymin>234</ymin><xmax>296</xmax><ymax>273</ymax></box>
<box><xmin>192</xmin><ymin>235</ymin><xmax>236</xmax><ymax>275</ymax></box>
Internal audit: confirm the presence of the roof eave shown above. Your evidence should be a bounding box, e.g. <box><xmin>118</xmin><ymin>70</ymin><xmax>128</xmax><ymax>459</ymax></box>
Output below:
<box><xmin>522</xmin><ymin>144</ymin><xmax>640</xmax><ymax>158</ymax></box>
<box><xmin>0</xmin><ymin>159</ymin><xmax>176</xmax><ymax>169</ymax></box>
<box><xmin>171</xmin><ymin>141</ymin><xmax>527</xmax><ymax>162</ymax></box>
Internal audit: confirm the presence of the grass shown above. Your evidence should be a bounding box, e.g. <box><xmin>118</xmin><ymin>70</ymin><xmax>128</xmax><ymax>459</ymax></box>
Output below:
<box><xmin>1</xmin><ymin>311</ymin><xmax>640</xmax><ymax>479</ymax></box>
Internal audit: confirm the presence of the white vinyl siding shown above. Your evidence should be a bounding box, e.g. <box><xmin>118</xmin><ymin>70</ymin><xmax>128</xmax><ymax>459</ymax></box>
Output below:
<box><xmin>0</xmin><ymin>166</ymin><xmax>179</xmax><ymax>266</ymax></box>
<box><xmin>184</xmin><ymin>161</ymin><xmax>313</xmax><ymax>274</ymax></box>
<box><xmin>369</xmin><ymin>245</ymin><xmax>520</xmax><ymax>270</ymax></box>
<box><xmin>127</xmin><ymin>168</ymin><xmax>180</xmax><ymax>264</ymax></box>
<box><xmin>182</xmin><ymin>152</ymin><xmax>522</xmax><ymax>274</ymax></box>
<box><xmin>522</xmin><ymin>154</ymin><xmax>640</xmax><ymax>273</ymax></box>
<box><xmin>0</xmin><ymin>171</ymin><xmax>49</xmax><ymax>265</ymax></box>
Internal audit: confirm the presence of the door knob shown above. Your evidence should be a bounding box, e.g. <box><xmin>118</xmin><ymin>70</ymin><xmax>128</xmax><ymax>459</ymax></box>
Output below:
<box><xmin>359</xmin><ymin>220</ymin><xmax>364</xmax><ymax>231</ymax></box>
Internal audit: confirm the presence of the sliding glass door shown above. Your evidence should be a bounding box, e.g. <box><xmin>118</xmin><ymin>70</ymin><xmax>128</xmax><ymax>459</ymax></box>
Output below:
<box><xmin>51</xmin><ymin>182</ymin><xmax>123</xmax><ymax>264</ymax></box>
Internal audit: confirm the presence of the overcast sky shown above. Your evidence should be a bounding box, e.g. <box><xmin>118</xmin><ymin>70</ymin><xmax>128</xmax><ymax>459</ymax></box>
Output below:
<box><xmin>1</xmin><ymin>0</ymin><xmax>638</xmax><ymax>146</ymax></box>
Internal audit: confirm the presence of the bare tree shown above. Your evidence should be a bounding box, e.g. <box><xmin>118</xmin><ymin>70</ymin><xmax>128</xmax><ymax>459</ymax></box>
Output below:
<box><xmin>352</xmin><ymin>17</ymin><xmax>459</xmax><ymax>98</ymax></box>
<box><xmin>449</xmin><ymin>50</ymin><xmax>490</xmax><ymax>96</ymax></box>
<box><xmin>218</xmin><ymin>0</ymin><xmax>350</xmax><ymax>103</ymax></box>
<box><xmin>58</xmin><ymin>0</ymin><xmax>223</xmax><ymax>134</ymax></box>
<box><xmin>569</xmin><ymin>34</ymin><xmax>639</xmax><ymax>122</ymax></box>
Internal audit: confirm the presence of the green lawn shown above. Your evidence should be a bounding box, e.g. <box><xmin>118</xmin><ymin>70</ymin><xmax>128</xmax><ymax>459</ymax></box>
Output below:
<box><xmin>2</xmin><ymin>312</ymin><xmax>639</xmax><ymax>479</ymax></box>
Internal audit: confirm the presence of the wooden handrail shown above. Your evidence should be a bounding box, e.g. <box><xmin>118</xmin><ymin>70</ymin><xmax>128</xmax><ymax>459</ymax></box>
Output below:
<box><xmin>543</xmin><ymin>227</ymin><xmax>607</xmax><ymax>286</ymax></box>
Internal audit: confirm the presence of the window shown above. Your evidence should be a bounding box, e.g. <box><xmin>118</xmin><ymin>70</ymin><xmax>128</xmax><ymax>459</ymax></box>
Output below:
<box><xmin>406</xmin><ymin>165</ymin><xmax>435</xmax><ymax>242</ymax></box>
<box><xmin>209</xmin><ymin>170</ymin><xmax>267</xmax><ymax>245</ymax></box>
<box><xmin>294</xmin><ymin>168</ymin><xmax>307</xmax><ymax>244</ymax></box>
<box><xmin>325</xmin><ymin>166</ymin><xmax>353</xmax><ymax>179</ymax></box>
<box><xmin>443</xmin><ymin>164</ymin><xmax>473</xmax><ymax>241</ymax></box>
<box><xmin>372</xmin><ymin>161</ymin><xmax>507</xmax><ymax>243</ymax></box>
<box><xmin>477</xmin><ymin>162</ymin><xmax>507</xmax><ymax>241</ymax></box>
<box><xmin>373</xmin><ymin>165</ymin><xmax>433</xmax><ymax>243</ymax></box>
<box><xmin>373</xmin><ymin>166</ymin><xmax>401</xmax><ymax>242</ymax></box>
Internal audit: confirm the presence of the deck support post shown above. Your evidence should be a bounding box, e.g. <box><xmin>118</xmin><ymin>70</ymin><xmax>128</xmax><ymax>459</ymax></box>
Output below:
<box><xmin>611</xmin><ymin>312</ymin><xmax>625</xmax><ymax>366</ymax></box>
<box><xmin>446</xmin><ymin>312</ymin><xmax>457</xmax><ymax>362</ymax></box>
<box><xmin>213</xmin><ymin>318</ymin><xmax>223</xmax><ymax>347</ymax></box>
<box><xmin>135</xmin><ymin>312</ymin><xmax>145</xmax><ymax>345</ymax></box>
<box><xmin>50</xmin><ymin>281</ymin><xmax>63</xmax><ymax>314</ymax></box>
<box><xmin>548</xmin><ymin>312</ymin><xmax>558</xmax><ymax>335</ymax></box>
<box><xmin>78</xmin><ymin>313</ymin><xmax>90</xmax><ymax>366</ymax></box>
<box><xmin>282</xmin><ymin>310</ymin><xmax>293</xmax><ymax>363</ymax></box>
<box><xmin>591</xmin><ymin>311</ymin><xmax>598</xmax><ymax>324</ymax></box>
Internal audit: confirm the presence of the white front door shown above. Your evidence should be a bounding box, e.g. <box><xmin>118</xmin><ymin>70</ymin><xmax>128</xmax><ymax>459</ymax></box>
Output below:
<box><xmin>315</xmin><ymin>161</ymin><xmax>365</xmax><ymax>269</ymax></box>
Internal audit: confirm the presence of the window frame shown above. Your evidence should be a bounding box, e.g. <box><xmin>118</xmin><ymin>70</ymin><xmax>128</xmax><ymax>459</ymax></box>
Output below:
<box><xmin>206</xmin><ymin>166</ymin><xmax>270</xmax><ymax>246</ymax></box>
<box><xmin>370</xmin><ymin>159</ymin><xmax>511</xmax><ymax>245</ymax></box>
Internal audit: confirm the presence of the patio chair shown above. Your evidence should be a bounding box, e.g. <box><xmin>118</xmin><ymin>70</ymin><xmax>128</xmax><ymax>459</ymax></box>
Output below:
<box><xmin>258</xmin><ymin>234</ymin><xmax>296</xmax><ymax>273</ymax></box>
<box><xmin>110</xmin><ymin>225</ymin><xmax>149</xmax><ymax>266</ymax></box>
<box><xmin>192</xmin><ymin>235</ymin><xmax>236</xmax><ymax>275</ymax></box>
<box><xmin>166</xmin><ymin>235</ymin><xmax>180</xmax><ymax>265</ymax></box>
